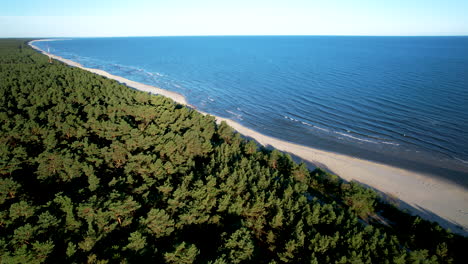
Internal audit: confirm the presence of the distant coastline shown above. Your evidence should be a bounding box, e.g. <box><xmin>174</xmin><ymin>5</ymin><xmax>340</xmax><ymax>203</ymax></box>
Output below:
<box><xmin>29</xmin><ymin>39</ymin><xmax>468</xmax><ymax>236</ymax></box>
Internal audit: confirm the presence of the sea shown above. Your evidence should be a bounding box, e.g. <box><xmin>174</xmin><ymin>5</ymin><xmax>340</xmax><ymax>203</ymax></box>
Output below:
<box><xmin>35</xmin><ymin>36</ymin><xmax>468</xmax><ymax>186</ymax></box>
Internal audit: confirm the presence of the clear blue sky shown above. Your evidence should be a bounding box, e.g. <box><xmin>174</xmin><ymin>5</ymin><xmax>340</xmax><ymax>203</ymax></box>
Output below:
<box><xmin>1</xmin><ymin>0</ymin><xmax>467</xmax><ymax>37</ymax></box>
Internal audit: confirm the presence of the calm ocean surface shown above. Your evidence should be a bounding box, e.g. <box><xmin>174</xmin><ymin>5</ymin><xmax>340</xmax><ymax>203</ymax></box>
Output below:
<box><xmin>36</xmin><ymin>36</ymin><xmax>468</xmax><ymax>184</ymax></box>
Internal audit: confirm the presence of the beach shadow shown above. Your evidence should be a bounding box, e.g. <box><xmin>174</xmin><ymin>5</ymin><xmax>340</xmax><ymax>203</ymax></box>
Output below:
<box><xmin>354</xmin><ymin>180</ymin><xmax>468</xmax><ymax>237</ymax></box>
<box><xmin>241</xmin><ymin>132</ymin><xmax>467</xmax><ymax>236</ymax></box>
<box><xmin>266</xmin><ymin>142</ymin><xmax>468</xmax><ymax>236</ymax></box>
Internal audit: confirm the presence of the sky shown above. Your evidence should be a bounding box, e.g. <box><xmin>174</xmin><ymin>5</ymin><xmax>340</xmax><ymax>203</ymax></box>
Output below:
<box><xmin>1</xmin><ymin>0</ymin><xmax>467</xmax><ymax>37</ymax></box>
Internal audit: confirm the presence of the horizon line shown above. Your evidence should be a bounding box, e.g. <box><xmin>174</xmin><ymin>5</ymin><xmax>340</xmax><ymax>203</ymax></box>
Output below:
<box><xmin>7</xmin><ymin>34</ymin><xmax>468</xmax><ymax>39</ymax></box>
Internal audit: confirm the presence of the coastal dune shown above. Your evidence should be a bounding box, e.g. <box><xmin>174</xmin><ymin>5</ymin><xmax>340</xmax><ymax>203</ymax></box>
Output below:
<box><xmin>30</xmin><ymin>40</ymin><xmax>468</xmax><ymax>236</ymax></box>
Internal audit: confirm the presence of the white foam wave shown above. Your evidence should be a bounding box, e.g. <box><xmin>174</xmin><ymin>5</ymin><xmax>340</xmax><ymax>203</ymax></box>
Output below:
<box><xmin>283</xmin><ymin>116</ymin><xmax>401</xmax><ymax>146</ymax></box>
<box><xmin>314</xmin><ymin>126</ymin><xmax>330</xmax><ymax>132</ymax></box>
<box><xmin>285</xmin><ymin>116</ymin><xmax>299</xmax><ymax>122</ymax></box>
<box><xmin>454</xmin><ymin>157</ymin><xmax>468</xmax><ymax>164</ymax></box>
<box><xmin>382</xmin><ymin>141</ymin><xmax>400</xmax><ymax>146</ymax></box>
<box><xmin>226</xmin><ymin>110</ymin><xmax>243</xmax><ymax>120</ymax></box>
<box><xmin>284</xmin><ymin>115</ymin><xmax>330</xmax><ymax>132</ymax></box>
<box><xmin>335</xmin><ymin>132</ymin><xmax>378</xmax><ymax>144</ymax></box>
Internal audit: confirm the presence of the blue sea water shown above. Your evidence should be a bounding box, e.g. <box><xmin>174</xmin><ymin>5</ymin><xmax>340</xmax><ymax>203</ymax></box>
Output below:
<box><xmin>36</xmin><ymin>36</ymin><xmax>468</xmax><ymax>184</ymax></box>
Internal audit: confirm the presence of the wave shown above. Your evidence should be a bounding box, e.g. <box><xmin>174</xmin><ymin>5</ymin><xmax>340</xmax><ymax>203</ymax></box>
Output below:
<box><xmin>283</xmin><ymin>115</ymin><xmax>401</xmax><ymax>146</ymax></box>
<box><xmin>453</xmin><ymin>157</ymin><xmax>468</xmax><ymax>165</ymax></box>
<box><xmin>381</xmin><ymin>141</ymin><xmax>400</xmax><ymax>146</ymax></box>
<box><xmin>291</xmin><ymin>96</ymin><xmax>466</xmax><ymax>158</ymax></box>
<box><xmin>334</xmin><ymin>132</ymin><xmax>379</xmax><ymax>144</ymax></box>
<box><xmin>284</xmin><ymin>115</ymin><xmax>330</xmax><ymax>133</ymax></box>
<box><xmin>226</xmin><ymin>110</ymin><xmax>243</xmax><ymax>120</ymax></box>
<box><xmin>283</xmin><ymin>114</ymin><xmax>406</xmax><ymax>146</ymax></box>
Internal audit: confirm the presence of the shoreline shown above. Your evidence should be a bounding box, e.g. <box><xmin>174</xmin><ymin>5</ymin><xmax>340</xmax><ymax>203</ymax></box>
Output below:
<box><xmin>29</xmin><ymin>39</ymin><xmax>468</xmax><ymax>236</ymax></box>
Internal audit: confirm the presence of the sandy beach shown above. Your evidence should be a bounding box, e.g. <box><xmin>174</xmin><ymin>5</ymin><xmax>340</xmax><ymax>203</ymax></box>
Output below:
<box><xmin>29</xmin><ymin>40</ymin><xmax>468</xmax><ymax>236</ymax></box>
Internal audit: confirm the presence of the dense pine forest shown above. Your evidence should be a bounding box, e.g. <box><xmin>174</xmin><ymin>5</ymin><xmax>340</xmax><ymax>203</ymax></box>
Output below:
<box><xmin>0</xmin><ymin>39</ymin><xmax>467</xmax><ymax>263</ymax></box>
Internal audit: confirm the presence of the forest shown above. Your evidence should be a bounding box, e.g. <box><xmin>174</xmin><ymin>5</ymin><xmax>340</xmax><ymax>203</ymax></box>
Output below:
<box><xmin>0</xmin><ymin>39</ymin><xmax>467</xmax><ymax>263</ymax></box>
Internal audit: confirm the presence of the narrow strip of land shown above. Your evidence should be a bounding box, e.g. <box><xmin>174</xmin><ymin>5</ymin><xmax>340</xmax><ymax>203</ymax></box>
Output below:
<box><xmin>30</xmin><ymin>40</ymin><xmax>468</xmax><ymax>236</ymax></box>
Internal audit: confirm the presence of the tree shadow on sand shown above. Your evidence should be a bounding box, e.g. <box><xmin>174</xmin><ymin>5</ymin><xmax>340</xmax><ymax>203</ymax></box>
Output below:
<box><xmin>282</xmin><ymin>149</ymin><xmax>468</xmax><ymax>237</ymax></box>
<box><xmin>356</xmin><ymin>180</ymin><xmax>467</xmax><ymax>237</ymax></box>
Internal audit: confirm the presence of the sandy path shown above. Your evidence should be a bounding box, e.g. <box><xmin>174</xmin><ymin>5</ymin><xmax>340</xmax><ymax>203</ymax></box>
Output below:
<box><xmin>29</xmin><ymin>40</ymin><xmax>468</xmax><ymax>236</ymax></box>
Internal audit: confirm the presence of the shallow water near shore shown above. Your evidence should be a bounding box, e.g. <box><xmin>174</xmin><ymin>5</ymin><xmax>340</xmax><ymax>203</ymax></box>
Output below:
<box><xmin>35</xmin><ymin>36</ymin><xmax>468</xmax><ymax>186</ymax></box>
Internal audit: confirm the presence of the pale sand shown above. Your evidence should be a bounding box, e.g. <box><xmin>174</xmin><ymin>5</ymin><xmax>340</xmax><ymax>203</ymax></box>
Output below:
<box><xmin>29</xmin><ymin>40</ymin><xmax>468</xmax><ymax>236</ymax></box>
